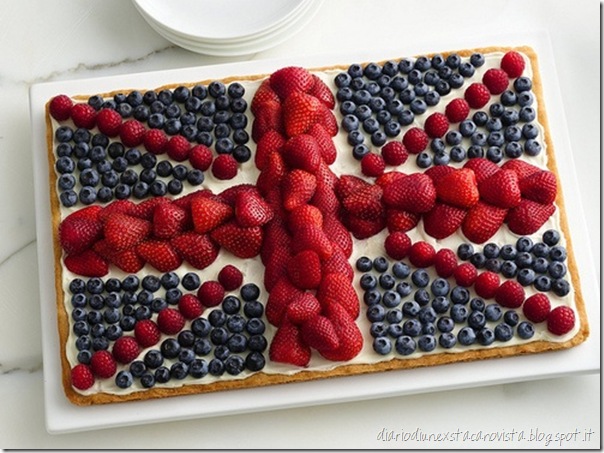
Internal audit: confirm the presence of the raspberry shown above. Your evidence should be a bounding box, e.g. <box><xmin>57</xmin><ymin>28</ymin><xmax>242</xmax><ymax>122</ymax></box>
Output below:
<box><xmin>464</xmin><ymin>83</ymin><xmax>491</xmax><ymax>109</ymax></box>
<box><xmin>217</xmin><ymin>264</ymin><xmax>243</xmax><ymax>291</ymax></box>
<box><xmin>119</xmin><ymin>119</ymin><xmax>146</xmax><ymax>147</ymax></box>
<box><xmin>494</xmin><ymin>280</ymin><xmax>525</xmax><ymax>308</ymax></box>
<box><xmin>197</xmin><ymin>280</ymin><xmax>225</xmax><ymax>307</ymax></box>
<box><xmin>381</xmin><ymin>142</ymin><xmax>408</xmax><ymax>166</ymax></box>
<box><xmin>211</xmin><ymin>154</ymin><xmax>238</xmax><ymax>180</ymax></box>
<box><xmin>189</xmin><ymin>144</ymin><xmax>213</xmax><ymax>171</ymax></box>
<box><xmin>49</xmin><ymin>94</ymin><xmax>73</xmax><ymax>121</ymax></box>
<box><xmin>408</xmin><ymin>241</ymin><xmax>436</xmax><ymax>268</ymax></box>
<box><xmin>143</xmin><ymin>128</ymin><xmax>168</xmax><ymax>154</ymax></box>
<box><xmin>547</xmin><ymin>305</ymin><xmax>575</xmax><ymax>335</ymax></box>
<box><xmin>70</xmin><ymin>103</ymin><xmax>97</xmax><ymax>129</ymax></box>
<box><xmin>423</xmin><ymin>112</ymin><xmax>449</xmax><ymax>138</ymax></box>
<box><xmin>384</xmin><ymin>231</ymin><xmax>411</xmax><ymax>260</ymax></box>
<box><xmin>178</xmin><ymin>294</ymin><xmax>204</xmax><ymax>319</ymax></box>
<box><xmin>165</xmin><ymin>135</ymin><xmax>191</xmax><ymax>162</ymax></box>
<box><xmin>90</xmin><ymin>350</ymin><xmax>117</xmax><ymax>378</ymax></box>
<box><xmin>434</xmin><ymin>248</ymin><xmax>457</xmax><ymax>278</ymax></box>
<box><xmin>482</xmin><ymin>68</ymin><xmax>509</xmax><ymax>95</ymax></box>
<box><xmin>454</xmin><ymin>262</ymin><xmax>478</xmax><ymax>287</ymax></box>
<box><xmin>473</xmin><ymin>271</ymin><xmax>500</xmax><ymax>299</ymax></box>
<box><xmin>402</xmin><ymin>127</ymin><xmax>429</xmax><ymax>154</ymax></box>
<box><xmin>112</xmin><ymin>336</ymin><xmax>140</xmax><ymax>364</ymax></box>
<box><xmin>134</xmin><ymin>319</ymin><xmax>161</xmax><ymax>348</ymax></box>
<box><xmin>501</xmin><ymin>51</ymin><xmax>526</xmax><ymax>78</ymax></box>
<box><xmin>70</xmin><ymin>364</ymin><xmax>95</xmax><ymax>390</ymax></box>
<box><xmin>157</xmin><ymin>308</ymin><xmax>186</xmax><ymax>335</ymax></box>
<box><xmin>444</xmin><ymin>98</ymin><xmax>470</xmax><ymax>123</ymax></box>
<box><xmin>523</xmin><ymin>293</ymin><xmax>551</xmax><ymax>323</ymax></box>
<box><xmin>360</xmin><ymin>153</ymin><xmax>386</xmax><ymax>177</ymax></box>
<box><xmin>95</xmin><ymin>108</ymin><xmax>122</xmax><ymax>137</ymax></box>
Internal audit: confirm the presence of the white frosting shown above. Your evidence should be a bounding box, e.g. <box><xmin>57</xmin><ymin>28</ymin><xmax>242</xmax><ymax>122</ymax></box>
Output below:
<box><xmin>53</xmin><ymin>51</ymin><xmax>580</xmax><ymax>397</ymax></box>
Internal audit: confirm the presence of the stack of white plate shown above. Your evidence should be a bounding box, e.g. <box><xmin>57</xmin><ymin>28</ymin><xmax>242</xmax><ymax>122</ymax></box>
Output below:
<box><xmin>132</xmin><ymin>0</ymin><xmax>323</xmax><ymax>57</ymax></box>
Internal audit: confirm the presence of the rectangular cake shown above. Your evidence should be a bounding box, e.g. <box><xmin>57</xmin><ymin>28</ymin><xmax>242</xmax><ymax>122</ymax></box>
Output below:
<box><xmin>44</xmin><ymin>46</ymin><xmax>589</xmax><ymax>405</ymax></box>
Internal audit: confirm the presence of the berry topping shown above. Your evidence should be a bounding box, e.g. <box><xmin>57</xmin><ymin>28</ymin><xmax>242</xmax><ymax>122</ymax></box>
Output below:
<box><xmin>501</xmin><ymin>51</ymin><xmax>526</xmax><ymax>78</ymax></box>
<box><xmin>112</xmin><ymin>336</ymin><xmax>140</xmax><ymax>364</ymax></box>
<box><xmin>71</xmin><ymin>364</ymin><xmax>95</xmax><ymax>390</ymax></box>
<box><xmin>217</xmin><ymin>265</ymin><xmax>244</xmax><ymax>291</ymax></box>
<box><xmin>464</xmin><ymin>83</ymin><xmax>491</xmax><ymax>109</ymax></box>
<box><xmin>523</xmin><ymin>293</ymin><xmax>551</xmax><ymax>323</ymax></box>
<box><xmin>482</xmin><ymin>68</ymin><xmax>509</xmax><ymax>94</ymax></box>
<box><xmin>547</xmin><ymin>306</ymin><xmax>575</xmax><ymax>335</ymax></box>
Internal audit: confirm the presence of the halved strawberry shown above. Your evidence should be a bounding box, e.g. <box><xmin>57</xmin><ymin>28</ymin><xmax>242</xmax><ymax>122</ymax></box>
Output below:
<box><xmin>130</xmin><ymin>197</ymin><xmax>170</xmax><ymax>221</ymax></box>
<box><xmin>98</xmin><ymin>199</ymin><xmax>136</xmax><ymax>223</ymax></box>
<box><xmin>251</xmin><ymin>100</ymin><xmax>283</xmax><ymax>142</ymax></box>
<box><xmin>153</xmin><ymin>202</ymin><xmax>188</xmax><ymax>239</ymax></box>
<box><xmin>463</xmin><ymin>158</ymin><xmax>500</xmax><ymax>184</ymax></box>
<box><xmin>265</xmin><ymin>277</ymin><xmax>303</xmax><ymax>326</ymax></box>
<box><xmin>288</xmin><ymin>204</ymin><xmax>323</xmax><ymax>233</ymax></box>
<box><xmin>341</xmin><ymin>184</ymin><xmax>384</xmax><ymax>221</ymax></box>
<box><xmin>255</xmin><ymin>129</ymin><xmax>286</xmax><ymax>171</ymax></box>
<box><xmin>281</xmin><ymin>169</ymin><xmax>317</xmax><ymax>211</ymax></box>
<box><xmin>256</xmin><ymin>150</ymin><xmax>287</xmax><ymax>196</ymax></box>
<box><xmin>282</xmin><ymin>91</ymin><xmax>322</xmax><ymax>137</ymax></box>
<box><xmin>506</xmin><ymin>199</ymin><xmax>556</xmax><ymax>235</ymax></box>
<box><xmin>301</xmin><ymin>316</ymin><xmax>340</xmax><ymax>353</ymax></box>
<box><xmin>320</xmin><ymin>301</ymin><xmax>363</xmax><ymax>362</ymax></box>
<box><xmin>500</xmin><ymin>159</ymin><xmax>541</xmax><ymax>181</ymax></box>
<box><xmin>269</xmin><ymin>320</ymin><xmax>311</xmax><ymax>367</ymax></box>
<box><xmin>321</xmin><ymin>246</ymin><xmax>354</xmax><ymax>282</ymax></box>
<box><xmin>423</xmin><ymin>202</ymin><xmax>467</xmax><ymax>239</ymax></box>
<box><xmin>103</xmin><ymin>213</ymin><xmax>151</xmax><ymax>252</ymax></box>
<box><xmin>269</xmin><ymin>66</ymin><xmax>314</xmax><ymax>100</ymax></box>
<box><xmin>307</xmin><ymin>123</ymin><xmax>337</xmax><ymax>164</ymax></box>
<box><xmin>335</xmin><ymin>174</ymin><xmax>370</xmax><ymax>200</ymax></box>
<box><xmin>282</xmin><ymin>134</ymin><xmax>322</xmax><ymax>173</ymax></box>
<box><xmin>251</xmin><ymin>79</ymin><xmax>280</xmax><ymax>115</ymax></box>
<box><xmin>322</xmin><ymin>214</ymin><xmax>353</xmax><ymax>258</ymax></box>
<box><xmin>286</xmin><ymin>293</ymin><xmax>322</xmax><ymax>325</ymax></box>
<box><xmin>170</xmin><ymin>232</ymin><xmax>219</xmax><ymax>270</ymax></box>
<box><xmin>518</xmin><ymin>170</ymin><xmax>557</xmax><ymax>204</ymax></box>
<box><xmin>461</xmin><ymin>201</ymin><xmax>508</xmax><ymax>243</ymax></box>
<box><xmin>434</xmin><ymin>168</ymin><xmax>479</xmax><ymax>209</ymax></box>
<box><xmin>344</xmin><ymin>213</ymin><xmax>386</xmax><ymax>240</ymax></box>
<box><xmin>478</xmin><ymin>169</ymin><xmax>522</xmax><ymax>208</ymax></box>
<box><xmin>287</xmin><ymin>250</ymin><xmax>322</xmax><ymax>290</ymax></box>
<box><xmin>190</xmin><ymin>196</ymin><xmax>233</xmax><ymax>234</ymax></box>
<box><xmin>385</xmin><ymin>208</ymin><xmax>421</xmax><ymax>233</ymax></box>
<box><xmin>210</xmin><ymin>221</ymin><xmax>263</xmax><ymax>259</ymax></box>
<box><xmin>234</xmin><ymin>190</ymin><xmax>273</xmax><ymax>227</ymax></box>
<box><xmin>59</xmin><ymin>214</ymin><xmax>103</xmax><ymax>255</ymax></box>
<box><xmin>308</xmin><ymin>74</ymin><xmax>335</xmax><ymax>109</ymax></box>
<box><xmin>291</xmin><ymin>224</ymin><xmax>333</xmax><ymax>260</ymax></box>
<box><xmin>136</xmin><ymin>240</ymin><xmax>182</xmax><ymax>272</ymax></box>
<box><xmin>381</xmin><ymin>173</ymin><xmax>436</xmax><ymax>213</ymax></box>
<box><xmin>64</xmin><ymin>249</ymin><xmax>109</xmax><ymax>277</ymax></box>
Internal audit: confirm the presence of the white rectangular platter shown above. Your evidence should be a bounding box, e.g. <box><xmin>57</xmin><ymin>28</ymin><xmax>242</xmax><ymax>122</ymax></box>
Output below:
<box><xmin>30</xmin><ymin>30</ymin><xmax>599</xmax><ymax>434</ymax></box>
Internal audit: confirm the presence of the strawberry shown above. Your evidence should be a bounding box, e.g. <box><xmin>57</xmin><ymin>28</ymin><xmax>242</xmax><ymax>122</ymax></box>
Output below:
<box><xmin>134</xmin><ymin>319</ymin><xmax>161</xmax><ymax>348</ymax></box>
<box><xmin>424</xmin><ymin>165</ymin><xmax>455</xmax><ymax>185</ymax></box>
<box><xmin>112</xmin><ymin>336</ymin><xmax>140</xmax><ymax>364</ymax></box>
<box><xmin>322</xmin><ymin>246</ymin><xmax>354</xmax><ymax>282</ymax></box>
<box><xmin>170</xmin><ymin>232</ymin><xmax>219</xmax><ymax>271</ymax></box>
<box><xmin>210</xmin><ymin>221</ymin><xmax>264</xmax><ymax>258</ymax></box>
<box><xmin>189</xmin><ymin>144</ymin><xmax>213</xmax><ymax>171</ymax></box>
<box><xmin>402</xmin><ymin>127</ymin><xmax>429</xmax><ymax>154</ymax></box>
<box><xmin>61</xmin><ymin>204</ymin><xmax>102</xmax><ymax>222</ymax></box>
<box><xmin>463</xmin><ymin>158</ymin><xmax>500</xmax><ymax>184</ymax></box>
<box><xmin>316</xmin><ymin>272</ymin><xmax>359</xmax><ymax>319</ymax></box>
<box><xmin>59</xmin><ymin>215</ymin><xmax>103</xmax><ymax>255</ymax></box>
<box><xmin>376</xmin><ymin>171</ymin><xmax>407</xmax><ymax>189</ymax></box>
<box><xmin>423</xmin><ymin>202</ymin><xmax>467</xmax><ymax>239</ymax></box>
<box><xmin>317</xmin><ymin>105</ymin><xmax>339</xmax><ymax>136</ymax></box>
<box><xmin>310</xmin><ymin>183</ymin><xmax>340</xmax><ymax>215</ymax></box>
<box><xmin>423</xmin><ymin>112</ymin><xmax>449</xmax><ymax>138</ymax></box>
<box><xmin>70</xmin><ymin>103</ymin><xmax>96</xmax><ymax>129</ymax></box>
<box><xmin>119</xmin><ymin>119</ymin><xmax>146</xmax><ymax>147</ymax></box>
<box><xmin>482</xmin><ymin>68</ymin><xmax>509</xmax><ymax>95</ymax></box>
<box><xmin>218</xmin><ymin>184</ymin><xmax>257</xmax><ymax>207</ymax></box>
<box><xmin>165</xmin><ymin>135</ymin><xmax>191</xmax><ymax>162</ymax></box>
<box><xmin>335</xmin><ymin>174</ymin><xmax>370</xmax><ymax>200</ymax></box>
<box><xmin>454</xmin><ymin>262</ymin><xmax>478</xmax><ymax>287</ymax></box>
<box><xmin>473</xmin><ymin>271</ymin><xmax>500</xmax><ymax>299</ymax></box>
<box><xmin>157</xmin><ymin>308</ymin><xmax>185</xmax><ymax>335</ymax></box>
<box><xmin>153</xmin><ymin>202</ymin><xmax>188</xmax><ymax>239</ymax></box>
<box><xmin>408</xmin><ymin>241</ymin><xmax>436</xmax><ymax>268</ymax></box>
<box><xmin>522</xmin><ymin>293</ymin><xmax>551</xmax><ymax>322</ymax></box>
<box><xmin>129</xmin><ymin>197</ymin><xmax>169</xmax><ymax>221</ymax></box>
<box><xmin>287</xmin><ymin>250</ymin><xmax>322</xmax><ymax>290</ymax></box>
<box><xmin>211</xmin><ymin>154</ymin><xmax>238</xmax><ymax>180</ymax></box>
<box><xmin>291</xmin><ymin>224</ymin><xmax>333</xmax><ymax>260</ymax></box>
<box><xmin>143</xmin><ymin>128</ymin><xmax>168</xmax><ymax>154</ymax></box>
<box><xmin>265</xmin><ymin>277</ymin><xmax>301</xmax><ymax>326</ymax></box>
<box><xmin>251</xmin><ymin>100</ymin><xmax>283</xmax><ymax>142</ymax></box>
<box><xmin>360</xmin><ymin>153</ymin><xmax>386</xmax><ymax>177</ymax></box>
<box><xmin>301</xmin><ymin>316</ymin><xmax>340</xmax><ymax>353</ymax></box>
<box><xmin>49</xmin><ymin>94</ymin><xmax>73</xmax><ymax>121</ymax></box>
<box><xmin>464</xmin><ymin>83</ymin><xmax>491</xmax><ymax>109</ymax></box>
<box><xmin>320</xmin><ymin>301</ymin><xmax>363</xmax><ymax>361</ymax></box>
<box><xmin>494</xmin><ymin>280</ymin><xmax>525</xmax><ymax>308</ymax></box>
<box><xmin>308</xmin><ymin>74</ymin><xmax>335</xmax><ymax>109</ymax></box>
<box><xmin>547</xmin><ymin>306</ymin><xmax>575</xmax><ymax>335</ymax></box>
<box><xmin>501</xmin><ymin>50</ymin><xmax>526</xmax><ymax>78</ymax></box>
<box><xmin>269</xmin><ymin>320</ymin><xmax>311</xmax><ymax>366</ymax></box>
<box><xmin>461</xmin><ymin>201</ymin><xmax>507</xmax><ymax>243</ymax></box>
<box><xmin>382</xmin><ymin>173</ymin><xmax>436</xmax><ymax>213</ymax></box>
<box><xmin>282</xmin><ymin>91</ymin><xmax>322</xmax><ymax>137</ymax></box>
<box><xmin>178</xmin><ymin>293</ymin><xmax>204</xmax><ymax>319</ymax></box>
<box><xmin>190</xmin><ymin>196</ymin><xmax>233</xmax><ymax>233</ymax></box>
<box><xmin>444</xmin><ymin>98</ymin><xmax>470</xmax><ymax>123</ymax></box>
<box><xmin>90</xmin><ymin>350</ymin><xmax>117</xmax><ymax>378</ymax></box>
<box><xmin>103</xmin><ymin>213</ymin><xmax>151</xmax><ymax>252</ymax></box>
<box><xmin>345</xmin><ymin>213</ymin><xmax>385</xmax><ymax>239</ymax></box>
<box><xmin>288</xmin><ymin>204</ymin><xmax>323</xmax><ymax>232</ymax></box>
<box><xmin>433</xmin><ymin>248</ymin><xmax>458</xmax><ymax>278</ymax></box>
<box><xmin>255</xmin><ymin>129</ymin><xmax>286</xmax><ymax>171</ymax></box>
<box><xmin>322</xmin><ymin>214</ymin><xmax>353</xmax><ymax>258</ymax></box>
<box><xmin>215</xmin><ymin>266</ymin><xmax>242</xmax><ymax>293</ymax></box>
<box><xmin>269</xmin><ymin>66</ymin><xmax>314</xmax><ymax>100</ymax></box>
<box><xmin>341</xmin><ymin>184</ymin><xmax>384</xmax><ymax>221</ymax></box>
<box><xmin>381</xmin><ymin>142</ymin><xmax>408</xmax><ymax>166</ymax></box>
<box><xmin>385</xmin><ymin>208</ymin><xmax>420</xmax><ymax>233</ymax></box>
<box><xmin>506</xmin><ymin>199</ymin><xmax>556</xmax><ymax>235</ymax></box>
<box><xmin>234</xmin><ymin>190</ymin><xmax>273</xmax><ymax>227</ymax></box>
<box><xmin>282</xmin><ymin>134</ymin><xmax>321</xmax><ymax>173</ymax></box>
<box><xmin>281</xmin><ymin>169</ymin><xmax>317</xmax><ymax>211</ymax></box>
<box><xmin>251</xmin><ymin>79</ymin><xmax>280</xmax><ymax>115</ymax></box>
<box><xmin>93</xmin><ymin>242</ymin><xmax>145</xmax><ymax>273</ymax></box>
<box><xmin>136</xmin><ymin>240</ymin><xmax>182</xmax><ymax>272</ymax></box>
<box><xmin>70</xmin><ymin>364</ymin><xmax>94</xmax><ymax>390</ymax></box>
<box><xmin>95</xmin><ymin>108</ymin><xmax>122</xmax><ymax>137</ymax></box>
<box><xmin>307</xmin><ymin>123</ymin><xmax>337</xmax><ymax>164</ymax></box>
<box><xmin>64</xmin><ymin>249</ymin><xmax>108</xmax><ymax>277</ymax></box>
<box><xmin>256</xmin><ymin>150</ymin><xmax>287</xmax><ymax>196</ymax></box>
<box><xmin>434</xmin><ymin>168</ymin><xmax>479</xmax><ymax>208</ymax></box>
<box><xmin>478</xmin><ymin>169</ymin><xmax>522</xmax><ymax>208</ymax></box>
<box><xmin>501</xmin><ymin>159</ymin><xmax>541</xmax><ymax>181</ymax></box>
<box><xmin>518</xmin><ymin>170</ymin><xmax>557</xmax><ymax>204</ymax></box>
<box><xmin>384</xmin><ymin>231</ymin><xmax>411</xmax><ymax>260</ymax></box>
<box><xmin>99</xmin><ymin>199</ymin><xmax>136</xmax><ymax>222</ymax></box>
<box><xmin>286</xmin><ymin>293</ymin><xmax>322</xmax><ymax>325</ymax></box>
<box><xmin>197</xmin><ymin>280</ymin><xmax>225</xmax><ymax>308</ymax></box>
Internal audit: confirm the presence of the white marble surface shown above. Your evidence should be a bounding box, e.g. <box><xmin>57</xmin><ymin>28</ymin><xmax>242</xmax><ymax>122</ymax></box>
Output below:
<box><xmin>0</xmin><ymin>0</ymin><xmax>599</xmax><ymax>448</ymax></box>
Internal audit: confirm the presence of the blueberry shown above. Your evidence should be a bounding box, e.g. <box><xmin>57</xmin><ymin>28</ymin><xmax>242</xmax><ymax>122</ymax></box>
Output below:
<box><xmin>154</xmin><ymin>366</ymin><xmax>171</xmax><ymax>383</ymax></box>
<box><xmin>552</xmin><ymin>278</ymin><xmax>570</xmax><ymax>297</ymax></box>
<box><xmin>501</xmin><ymin>109</ymin><xmax>519</xmax><ymax>127</ymax></box>
<box><xmin>114</xmin><ymin>183</ymin><xmax>131</xmax><ymax>200</ymax></box>
<box><xmin>418</xmin><ymin>335</ymin><xmax>437</xmax><ymax>352</ymax></box>
<box><xmin>433</xmin><ymin>151</ymin><xmax>450</xmax><ymax>166</ymax></box>
<box><xmin>534</xmin><ymin>275</ymin><xmax>552</xmax><ymax>292</ymax></box>
<box><xmin>347</xmin><ymin>130</ymin><xmax>365</xmax><ymax>146</ymax></box>
<box><xmin>248</xmin><ymin>335</ymin><xmax>268</xmax><ymax>353</ymax></box>
<box><xmin>503</xmin><ymin>310</ymin><xmax>520</xmax><ymax>326</ymax></box>
<box><xmin>383</xmin><ymin>121</ymin><xmax>401</xmax><ymax>137</ymax></box>
<box><xmin>414</xmin><ymin>289</ymin><xmax>431</xmax><ymax>306</ymax></box>
<box><xmin>470</xmin><ymin>252</ymin><xmax>487</xmax><ymax>269</ymax></box>
<box><xmin>549</xmin><ymin>245</ymin><xmax>567</xmax><ymax>262</ymax></box>
<box><xmin>371</xmin><ymin>130</ymin><xmax>388</xmax><ymax>147</ymax></box>
<box><xmin>457</xmin><ymin>243</ymin><xmax>474</xmax><ymax>260</ymax></box>
<box><xmin>75</xmin><ymin>335</ymin><xmax>91</xmax><ymax>351</ymax></box>
<box><xmin>390</xmin><ymin>76</ymin><xmax>408</xmax><ymax>92</ymax></box>
<box><xmin>418</xmin><ymin>306</ymin><xmax>437</xmax><ymax>324</ymax></box>
<box><xmin>501</xmin><ymin>260</ymin><xmax>518</xmax><ymax>278</ymax></box>
<box><xmin>399</xmin><ymin>88</ymin><xmax>416</xmax><ymax>104</ymax></box>
<box><xmin>402</xmin><ymin>301</ymin><xmax>420</xmax><ymax>317</ymax></box>
<box><xmin>459</xmin><ymin>119</ymin><xmax>477</xmax><ymax>137</ymax></box>
<box><xmin>411</xmin><ymin>269</ymin><xmax>430</xmax><ymax>288</ymax></box>
<box><xmin>151</xmin><ymin>297</ymin><xmax>168</xmax><ymax>312</ymax></box>
<box><xmin>436</xmin><ymin>316</ymin><xmax>454</xmax><ymax>333</ymax></box>
<box><xmin>352</xmin><ymin>144</ymin><xmax>370</xmax><ymax>160</ymax></box>
<box><xmin>439</xmin><ymin>332</ymin><xmax>457</xmax><ymax>349</ymax></box>
<box><xmin>450</xmin><ymin>146</ymin><xmax>467</xmax><ymax>162</ymax></box>
<box><xmin>160</xmin><ymin>338</ymin><xmax>181</xmax><ymax>359</ymax></box>
<box><xmin>519</xmin><ymin>107</ymin><xmax>536</xmax><ymax>123</ymax></box>
<box><xmin>468</xmin><ymin>311</ymin><xmax>486</xmax><ymax>329</ymax></box>
<box><xmin>450</xmin><ymin>304</ymin><xmax>469</xmax><ymax>323</ymax></box>
<box><xmin>243</xmin><ymin>300</ymin><xmax>264</xmax><ymax>318</ymax></box>
<box><xmin>335</xmin><ymin>72</ymin><xmax>352</xmax><ymax>88</ymax></box>
<box><xmin>458</xmin><ymin>62</ymin><xmax>475</xmax><ymax>77</ymax></box>
<box><xmin>524</xmin><ymin>139</ymin><xmax>542</xmax><ymax>156</ymax></box>
<box><xmin>457</xmin><ymin>327</ymin><xmax>476</xmax><ymax>346</ymax></box>
<box><xmin>382</xmin><ymin>290</ymin><xmax>401</xmax><ymax>308</ymax></box>
<box><xmin>224</xmin><ymin>355</ymin><xmax>245</xmax><ymax>376</ymax></box>
<box><xmin>396</xmin><ymin>282</ymin><xmax>412</xmax><ymax>298</ymax></box>
<box><xmin>129</xmin><ymin>360</ymin><xmax>147</xmax><ymax>378</ymax></box>
<box><xmin>240</xmin><ymin>283</ymin><xmax>260</xmax><ymax>302</ymax></box>
<box><xmin>101</xmin><ymin>170</ymin><xmax>119</xmax><ymax>188</ymax></box>
<box><xmin>367</xmin><ymin>304</ymin><xmax>386</xmax><ymax>322</ymax></box>
<box><xmin>193</xmin><ymin>338</ymin><xmax>212</xmax><ymax>356</ymax></box>
<box><xmin>500</xmin><ymin>90</ymin><xmax>517</xmax><ymax>106</ymax></box>
<box><xmin>518</xmin><ymin>92</ymin><xmax>534</xmax><ymax>107</ymax></box>
<box><xmin>55</xmin><ymin>156</ymin><xmax>75</xmax><ymax>174</ymax></box>
<box><xmin>115</xmin><ymin>370</ymin><xmax>134</xmax><ymax>388</ymax></box>
<box><xmin>517</xmin><ymin>321</ymin><xmax>535</xmax><ymax>339</ymax></box>
<box><xmin>416</xmin><ymin>152</ymin><xmax>433</xmax><ymax>168</ymax></box>
<box><xmin>132</xmin><ymin>182</ymin><xmax>149</xmax><ymax>199</ymax></box>
<box><xmin>379</xmin><ymin>274</ymin><xmax>396</xmax><ymax>290</ymax></box>
<box><xmin>514</xmin><ymin>76</ymin><xmax>532</xmax><ymax>92</ymax></box>
<box><xmin>386</xmin><ymin>100</ymin><xmax>403</xmax><ymax>115</ymax></box>
<box><xmin>532</xmin><ymin>257</ymin><xmax>549</xmax><ymax>274</ymax></box>
<box><xmin>247</xmin><ymin>318</ymin><xmax>266</xmax><ymax>336</ymax></box>
<box><xmin>432</xmin><ymin>296</ymin><xmax>450</xmax><ymax>314</ymax></box>
<box><xmin>516</xmin><ymin>237</ymin><xmax>534</xmax><ymax>252</ymax></box>
<box><xmin>448</xmin><ymin>73</ymin><xmax>464</xmax><ymax>89</ymax></box>
<box><xmin>177</xmin><ymin>330</ymin><xmax>195</xmax><ymax>347</ymax></box>
<box><xmin>373</xmin><ymin>337</ymin><xmax>393</xmax><ymax>355</ymax></box>
<box><xmin>434</xmin><ymin>80</ymin><xmax>451</xmax><ymax>96</ymax></box>
<box><xmin>245</xmin><ymin>352</ymin><xmax>266</xmax><ymax>372</ymax></box>
<box><xmin>227</xmin><ymin>333</ymin><xmax>247</xmax><ymax>353</ymax></box>
<box><xmin>494</xmin><ymin>323</ymin><xmax>513</xmax><ymax>342</ymax></box>
<box><xmin>424</xmin><ymin>91</ymin><xmax>440</xmax><ymax>106</ymax></box>
<box><xmin>485</xmin><ymin>258</ymin><xmax>503</xmax><ymax>273</ymax></box>
<box><xmin>477</xmin><ymin>327</ymin><xmax>495</xmax><ymax>346</ymax></box>
<box><xmin>398</xmin><ymin>109</ymin><xmax>415</xmax><ymax>126</ymax></box>
<box><xmin>517</xmin><ymin>268</ymin><xmax>536</xmax><ymax>286</ymax></box>
<box><xmin>423</xmin><ymin>323</ymin><xmax>436</xmax><ymax>336</ymax></box>
<box><xmin>360</xmin><ymin>273</ymin><xmax>378</xmax><ymax>291</ymax></box>
<box><xmin>409</xmin><ymin>99</ymin><xmax>427</xmax><ymax>115</ymax></box>
<box><xmin>485</xmin><ymin>304</ymin><xmax>503</xmax><ymax>322</ymax></box>
<box><xmin>73</xmin><ymin>320</ymin><xmax>90</xmax><ymax>336</ymax></box>
<box><xmin>55</xmin><ymin>125</ymin><xmax>74</xmax><ymax>143</ymax></box>
<box><xmin>392</xmin><ymin>262</ymin><xmax>410</xmax><ymax>279</ymax></box>
<box><xmin>500</xmin><ymin>244</ymin><xmax>518</xmax><ymax>260</ymax></box>
<box><xmin>450</xmin><ymin>286</ymin><xmax>470</xmax><ymax>305</ymax></box>
<box><xmin>386</xmin><ymin>308</ymin><xmax>403</xmax><ymax>324</ymax></box>
<box><xmin>170</xmin><ymin>362</ymin><xmax>189</xmax><ymax>380</ymax></box>
<box><xmin>144</xmin><ymin>349</ymin><xmax>164</xmax><ymax>369</ymax></box>
<box><xmin>402</xmin><ymin>319</ymin><xmax>422</xmax><ymax>337</ymax></box>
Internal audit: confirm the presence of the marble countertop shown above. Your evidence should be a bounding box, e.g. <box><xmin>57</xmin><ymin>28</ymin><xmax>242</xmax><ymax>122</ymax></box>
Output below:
<box><xmin>1</xmin><ymin>0</ymin><xmax>599</xmax><ymax>448</ymax></box>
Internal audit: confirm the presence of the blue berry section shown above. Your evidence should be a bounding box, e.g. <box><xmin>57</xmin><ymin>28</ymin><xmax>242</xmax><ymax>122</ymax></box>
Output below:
<box><xmin>456</xmin><ymin>229</ymin><xmax>570</xmax><ymax>297</ymax></box>
<box><xmin>356</xmin><ymin>256</ymin><xmax>535</xmax><ymax>357</ymax></box>
<box><xmin>54</xmin><ymin>81</ymin><xmax>251</xmax><ymax>207</ymax></box>
<box><xmin>67</xmin><ymin>273</ymin><xmax>267</xmax><ymax>389</ymax></box>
